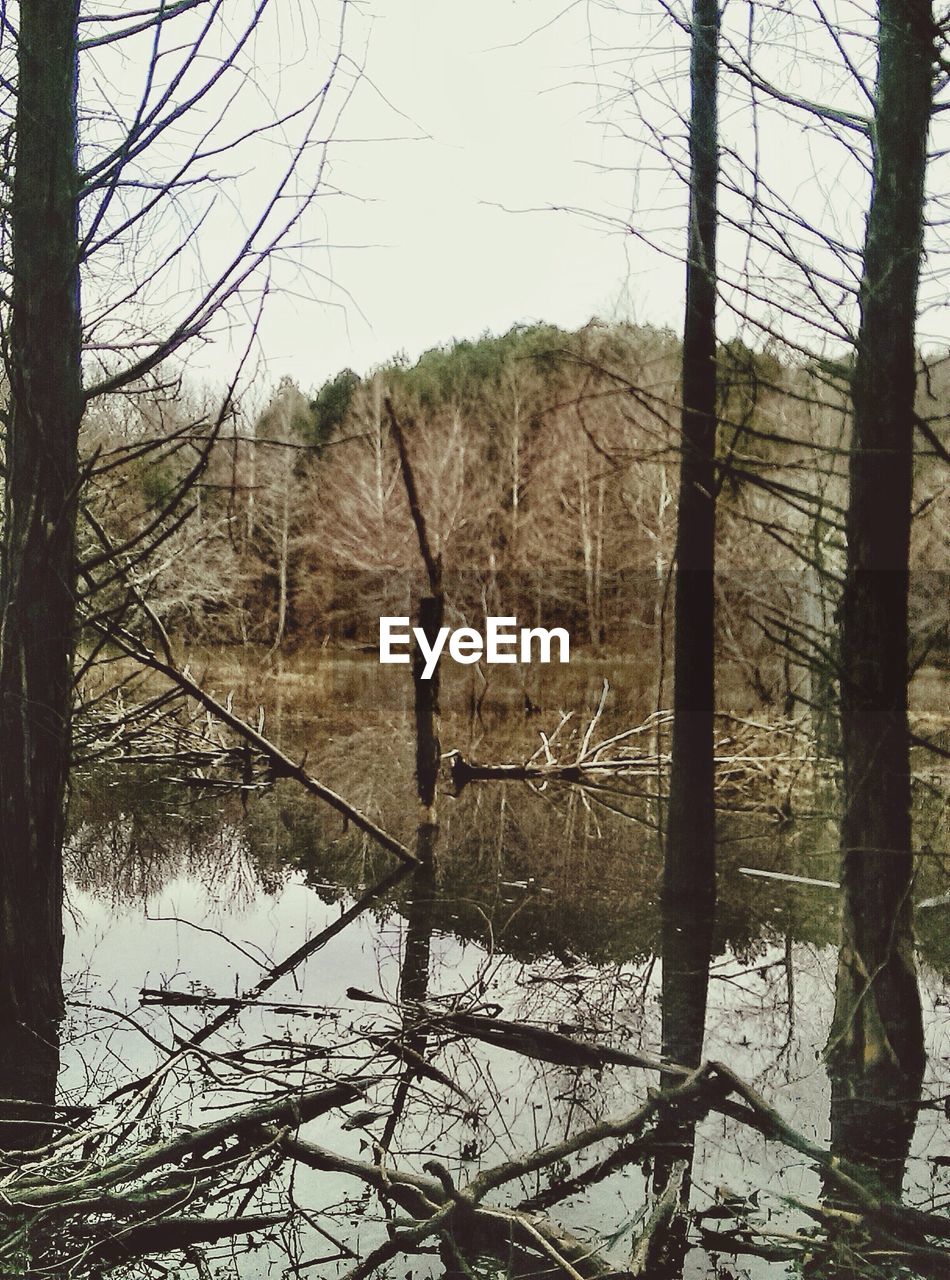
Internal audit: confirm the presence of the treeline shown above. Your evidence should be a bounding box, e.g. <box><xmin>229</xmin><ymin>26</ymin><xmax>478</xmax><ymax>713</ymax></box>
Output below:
<box><xmin>82</xmin><ymin>319</ymin><xmax>947</xmax><ymax>694</ymax></box>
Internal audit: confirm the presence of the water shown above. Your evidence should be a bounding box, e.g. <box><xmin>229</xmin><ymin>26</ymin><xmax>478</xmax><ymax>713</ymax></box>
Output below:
<box><xmin>60</xmin><ymin>650</ymin><xmax>950</xmax><ymax>1278</ymax></box>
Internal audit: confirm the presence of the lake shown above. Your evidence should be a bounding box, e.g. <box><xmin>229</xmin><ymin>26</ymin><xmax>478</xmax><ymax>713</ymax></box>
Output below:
<box><xmin>62</xmin><ymin>649</ymin><xmax>950</xmax><ymax>1279</ymax></box>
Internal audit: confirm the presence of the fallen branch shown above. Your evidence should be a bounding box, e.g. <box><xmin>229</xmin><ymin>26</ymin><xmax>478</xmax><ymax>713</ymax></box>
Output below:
<box><xmin>710</xmin><ymin>1062</ymin><xmax>950</xmax><ymax>1243</ymax></box>
<box><xmin>283</xmin><ymin>1138</ymin><xmax>612</xmax><ymax>1280</ymax></box>
<box><xmin>93</xmin><ymin>622</ymin><xmax>418</xmax><ymax>865</ymax></box>
<box><xmin>85</xmin><ymin>1211</ymin><xmax>288</xmax><ymax>1262</ymax></box>
<box><xmin>3</xmin><ymin>1079</ymin><xmax>364</xmax><ymax>1211</ymax></box>
<box><xmin>422</xmin><ymin>1004</ymin><xmax>682</xmax><ymax>1077</ymax></box>
<box><xmin>344</xmin><ymin>1009</ymin><xmax>950</xmax><ymax>1263</ymax></box>
<box><xmin>630</xmin><ymin>1159</ymin><xmax>686</xmax><ymax>1275</ymax></box>
<box><xmin>446</xmin><ymin>698</ymin><xmax>822</xmax><ymax>813</ymax></box>
<box><xmin>290</xmin><ymin>1073</ymin><xmax>724</xmax><ymax>1280</ymax></box>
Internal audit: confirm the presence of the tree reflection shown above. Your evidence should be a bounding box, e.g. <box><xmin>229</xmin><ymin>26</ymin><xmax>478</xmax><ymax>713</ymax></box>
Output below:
<box><xmin>829</xmin><ymin>1046</ymin><xmax>924</xmax><ymax>1201</ymax></box>
<box><xmin>378</xmin><ymin>861</ymin><xmax>437</xmax><ymax>1157</ymax></box>
<box><xmin>649</xmin><ymin>879</ymin><xmax>715</xmax><ymax>1277</ymax></box>
<box><xmin>812</xmin><ymin>934</ymin><xmax>926</xmax><ymax>1277</ymax></box>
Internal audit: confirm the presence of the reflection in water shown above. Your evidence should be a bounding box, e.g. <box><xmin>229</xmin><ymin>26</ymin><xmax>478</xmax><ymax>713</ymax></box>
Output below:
<box><xmin>828</xmin><ymin>927</ymin><xmax>925</xmax><ymax>1201</ymax></box>
<box><xmin>829</xmin><ymin>1063</ymin><xmax>923</xmax><ymax>1200</ymax></box>
<box><xmin>651</xmin><ymin>882</ymin><xmax>715</xmax><ymax>1277</ymax></box>
<box><xmin>379</xmin><ymin>863</ymin><xmax>437</xmax><ymax>1158</ymax></box>
<box><xmin>812</xmin><ymin>937</ymin><xmax>927</xmax><ymax>1277</ymax></box>
<box><xmin>399</xmin><ymin>865</ymin><xmax>437</xmax><ymax>1009</ymax></box>
<box><xmin>815</xmin><ymin>777</ymin><xmax>928</xmax><ymax>1276</ymax></box>
<box><xmin>42</xmin><ymin>660</ymin><xmax>948</xmax><ymax>1277</ymax></box>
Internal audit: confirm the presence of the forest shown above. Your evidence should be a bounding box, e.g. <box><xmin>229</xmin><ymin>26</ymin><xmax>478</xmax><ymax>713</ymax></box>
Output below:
<box><xmin>88</xmin><ymin>322</ymin><xmax>947</xmax><ymax>677</ymax></box>
<box><xmin>0</xmin><ymin>1</ymin><xmax>948</xmax><ymax>1279</ymax></box>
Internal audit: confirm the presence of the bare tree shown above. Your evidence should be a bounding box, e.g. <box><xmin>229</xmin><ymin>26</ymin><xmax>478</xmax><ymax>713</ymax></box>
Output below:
<box><xmin>664</xmin><ymin>0</ymin><xmax>720</xmax><ymax>904</ymax></box>
<box><xmin>829</xmin><ymin>0</ymin><xmax>936</xmax><ymax>1090</ymax></box>
<box><xmin>0</xmin><ymin>0</ymin><xmax>356</xmax><ymax>1143</ymax></box>
<box><xmin>251</xmin><ymin>378</ymin><xmax>316</xmax><ymax>654</ymax></box>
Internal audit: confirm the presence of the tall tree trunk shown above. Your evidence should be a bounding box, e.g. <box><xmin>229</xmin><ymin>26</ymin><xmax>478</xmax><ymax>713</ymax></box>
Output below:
<box><xmin>829</xmin><ymin>0</ymin><xmax>932</xmax><ymax>1086</ymax></box>
<box><xmin>0</xmin><ymin>0</ymin><xmax>84</xmax><ymax>1144</ymax></box>
<box><xmin>664</xmin><ymin>0</ymin><xmax>719</xmax><ymax>904</ymax></box>
<box><xmin>412</xmin><ymin>592</ymin><xmax>444</xmax><ymax>860</ymax></box>
<box><xmin>388</xmin><ymin>401</ymin><xmax>443</xmax><ymax>862</ymax></box>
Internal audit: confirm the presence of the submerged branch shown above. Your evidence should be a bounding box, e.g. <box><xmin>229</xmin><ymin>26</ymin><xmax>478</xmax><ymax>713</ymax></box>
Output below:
<box><xmin>446</xmin><ymin>697</ymin><xmax>822</xmax><ymax>814</ymax></box>
<box><xmin>3</xmin><ymin>1029</ymin><xmax>947</xmax><ymax>1278</ymax></box>
<box><xmin>91</xmin><ymin>623</ymin><xmax>419</xmax><ymax>865</ymax></box>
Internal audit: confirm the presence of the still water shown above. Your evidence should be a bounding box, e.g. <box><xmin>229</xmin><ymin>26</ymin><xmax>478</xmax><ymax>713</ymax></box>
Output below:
<box><xmin>63</xmin><ymin>651</ymin><xmax>950</xmax><ymax>1278</ymax></box>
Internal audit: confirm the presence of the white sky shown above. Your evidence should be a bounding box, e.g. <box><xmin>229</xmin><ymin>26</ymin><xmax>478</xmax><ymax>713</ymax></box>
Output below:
<box><xmin>204</xmin><ymin>0</ymin><xmax>666</xmax><ymax>393</ymax></box>
<box><xmin>84</xmin><ymin>0</ymin><xmax>946</xmax><ymax>400</ymax></box>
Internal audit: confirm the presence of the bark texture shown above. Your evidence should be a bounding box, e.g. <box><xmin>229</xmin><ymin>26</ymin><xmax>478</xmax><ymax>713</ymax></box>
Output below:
<box><xmin>0</xmin><ymin>0</ymin><xmax>84</xmax><ymax>1143</ymax></box>
<box><xmin>664</xmin><ymin>0</ymin><xmax>719</xmax><ymax>904</ymax></box>
<box><xmin>831</xmin><ymin>0</ymin><xmax>933</xmax><ymax>1083</ymax></box>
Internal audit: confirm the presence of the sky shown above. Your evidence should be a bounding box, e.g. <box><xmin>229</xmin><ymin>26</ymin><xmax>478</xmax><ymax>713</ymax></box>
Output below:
<box><xmin>79</xmin><ymin>0</ymin><xmax>948</xmax><ymax>401</ymax></box>
<box><xmin>196</xmin><ymin>0</ymin><xmax>662</xmax><ymax>393</ymax></box>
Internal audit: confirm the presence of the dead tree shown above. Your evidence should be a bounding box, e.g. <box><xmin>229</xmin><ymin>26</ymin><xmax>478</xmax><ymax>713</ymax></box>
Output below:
<box><xmin>387</xmin><ymin>398</ymin><xmax>444</xmax><ymax>862</ymax></box>
<box><xmin>829</xmin><ymin>0</ymin><xmax>934</xmax><ymax>1089</ymax></box>
<box><xmin>0</xmin><ymin>0</ymin><xmax>355</xmax><ymax>1145</ymax></box>
<box><xmin>664</xmin><ymin>0</ymin><xmax>719</xmax><ymax>904</ymax></box>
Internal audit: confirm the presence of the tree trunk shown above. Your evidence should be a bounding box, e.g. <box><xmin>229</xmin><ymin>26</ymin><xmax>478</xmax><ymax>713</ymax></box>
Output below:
<box><xmin>664</xmin><ymin>0</ymin><xmax>719</xmax><ymax>904</ymax></box>
<box><xmin>829</xmin><ymin>0</ymin><xmax>932</xmax><ymax>1086</ymax></box>
<box><xmin>412</xmin><ymin>594</ymin><xmax>443</xmax><ymax>834</ymax></box>
<box><xmin>0</xmin><ymin>0</ymin><xmax>84</xmax><ymax>1144</ymax></box>
<box><xmin>271</xmin><ymin>485</ymin><xmax>290</xmax><ymax>653</ymax></box>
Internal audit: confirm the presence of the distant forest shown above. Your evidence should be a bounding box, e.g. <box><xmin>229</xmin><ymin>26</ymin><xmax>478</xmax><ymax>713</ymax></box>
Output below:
<box><xmin>83</xmin><ymin>319</ymin><xmax>948</xmax><ymax>695</ymax></box>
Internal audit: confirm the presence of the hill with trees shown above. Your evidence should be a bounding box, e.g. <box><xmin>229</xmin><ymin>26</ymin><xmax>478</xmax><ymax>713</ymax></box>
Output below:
<box><xmin>83</xmin><ymin>320</ymin><xmax>946</xmax><ymax>722</ymax></box>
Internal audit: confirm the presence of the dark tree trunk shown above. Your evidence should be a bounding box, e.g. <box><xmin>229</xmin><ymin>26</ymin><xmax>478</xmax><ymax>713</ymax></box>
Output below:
<box><xmin>829</xmin><ymin>0</ymin><xmax>932</xmax><ymax>1085</ymax></box>
<box><xmin>653</xmin><ymin>9</ymin><xmax>718</xmax><ymax>1253</ymax></box>
<box><xmin>0</xmin><ymin>0</ymin><xmax>84</xmax><ymax>1145</ymax></box>
<box><xmin>412</xmin><ymin>594</ymin><xmax>443</xmax><ymax>818</ymax></box>
<box><xmin>828</xmin><ymin>1032</ymin><xmax>923</xmax><ymax>1199</ymax></box>
<box><xmin>664</xmin><ymin>0</ymin><xmax>719</xmax><ymax>905</ymax></box>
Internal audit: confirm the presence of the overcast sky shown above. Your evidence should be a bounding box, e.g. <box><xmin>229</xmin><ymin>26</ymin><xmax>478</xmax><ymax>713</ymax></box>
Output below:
<box><xmin>156</xmin><ymin>0</ymin><xmax>946</xmax><ymax>398</ymax></box>
<box><xmin>205</xmin><ymin>1</ymin><xmax>661</xmax><ymax>394</ymax></box>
